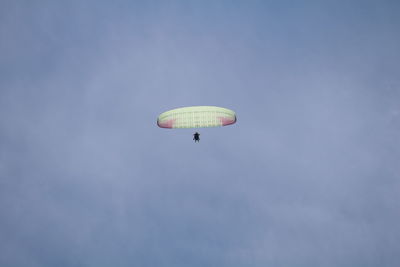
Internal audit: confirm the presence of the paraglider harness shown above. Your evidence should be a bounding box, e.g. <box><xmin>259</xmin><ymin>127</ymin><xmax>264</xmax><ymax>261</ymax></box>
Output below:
<box><xmin>193</xmin><ymin>132</ymin><xmax>200</xmax><ymax>142</ymax></box>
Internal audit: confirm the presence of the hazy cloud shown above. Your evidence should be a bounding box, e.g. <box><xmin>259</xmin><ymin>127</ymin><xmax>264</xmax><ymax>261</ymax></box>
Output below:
<box><xmin>1</xmin><ymin>1</ymin><xmax>399</xmax><ymax>266</ymax></box>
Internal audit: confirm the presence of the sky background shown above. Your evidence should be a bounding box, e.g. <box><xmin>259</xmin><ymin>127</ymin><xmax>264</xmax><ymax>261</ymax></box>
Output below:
<box><xmin>1</xmin><ymin>1</ymin><xmax>400</xmax><ymax>266</ymax></box>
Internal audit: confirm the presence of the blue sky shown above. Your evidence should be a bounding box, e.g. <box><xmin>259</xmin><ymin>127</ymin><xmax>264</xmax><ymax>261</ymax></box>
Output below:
<box><xmin>1</xmin><ymin>1</ymin><xmax>400</xmax><ymax>266</ymax></box>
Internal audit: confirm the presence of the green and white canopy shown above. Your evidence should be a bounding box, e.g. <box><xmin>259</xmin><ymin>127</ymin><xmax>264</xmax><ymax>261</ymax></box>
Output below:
<box><xmin>157</xmin><ymin>106</ymin><xmax>236</xmax><ymax>129</ymax></box>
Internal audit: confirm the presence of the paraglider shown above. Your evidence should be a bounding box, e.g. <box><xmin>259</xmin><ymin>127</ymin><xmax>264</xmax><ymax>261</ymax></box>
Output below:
<box><xmin>157</xmin><ymin>106</ymin><xmax>236</xmax><ymax>142</ymax></box>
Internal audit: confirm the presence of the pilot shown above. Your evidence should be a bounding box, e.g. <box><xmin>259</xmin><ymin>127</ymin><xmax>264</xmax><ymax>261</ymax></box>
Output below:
<box><xmin>193</xmin><ymin>132</ymin><xmax>200</xmax><ymax>142</ymax></box>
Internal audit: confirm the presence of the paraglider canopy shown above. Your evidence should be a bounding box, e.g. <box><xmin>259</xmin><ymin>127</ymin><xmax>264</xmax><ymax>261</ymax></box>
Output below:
<box><xmin>157</xmin><ymin>106</ymin><xmax>236</xmax><ymax>129</ymax></box>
